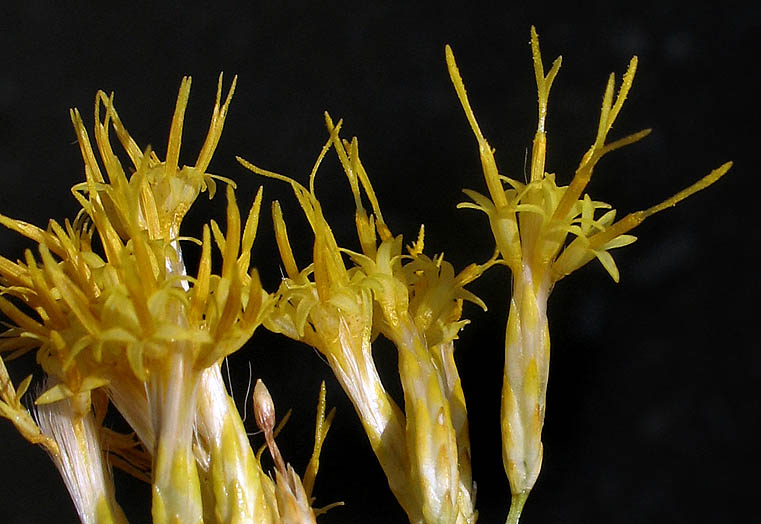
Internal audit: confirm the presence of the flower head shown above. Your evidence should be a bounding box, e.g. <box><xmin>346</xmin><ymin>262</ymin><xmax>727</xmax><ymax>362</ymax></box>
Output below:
<box><xmin>447</xmin><ymin>27</ymin><xmax>732</xmax><ymax>286</ymax></box>
<box><xmin>446</xmin><ymin>26</ymin><xmax>731</xmax><ymax>523</ymax></box>
<box><xmin>0</xmin><ymin>75</ymin><xmax>274</xmax><ymax>411</ymax></box>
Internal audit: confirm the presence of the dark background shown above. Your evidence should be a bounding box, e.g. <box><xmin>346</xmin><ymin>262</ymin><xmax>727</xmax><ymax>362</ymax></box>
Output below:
<box><xmin>0</xmin><ymin>2</ymin><xmax>757</xmax><ymax>523</ymax></box>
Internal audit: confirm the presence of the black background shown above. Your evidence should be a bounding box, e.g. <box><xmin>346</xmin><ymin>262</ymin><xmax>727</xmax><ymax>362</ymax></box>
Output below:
<box><xmin>0</xmin><ymin>2</ymin><xmax>757</xmax><ymax>523</ymax></box>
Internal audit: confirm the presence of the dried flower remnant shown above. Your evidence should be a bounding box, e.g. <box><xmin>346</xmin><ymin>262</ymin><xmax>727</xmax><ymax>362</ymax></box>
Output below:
<box><xmin>446</xmin><ymin>27</ymin><xmax>731</xmax><ymax>523</ymax></box>
<box><xmin>253</xmin><ymin>379</ymin><xmax>337</xmax><ymax>524</ymax></box>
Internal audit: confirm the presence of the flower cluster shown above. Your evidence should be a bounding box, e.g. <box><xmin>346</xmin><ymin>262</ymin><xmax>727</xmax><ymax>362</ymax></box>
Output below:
<box><xmin>0</xmin><ymin>27</ymin><xmax>730</xmax><ymax>524</ymax></box>
<box><xmin>237</xmin><ymin>111</ymin><xmax>497</xmax><ymax>524</ymax></box>
<box><xmin>0</xmin><ymin>75</ymin><xmax>333</xmax><ymax>524</ymax></box>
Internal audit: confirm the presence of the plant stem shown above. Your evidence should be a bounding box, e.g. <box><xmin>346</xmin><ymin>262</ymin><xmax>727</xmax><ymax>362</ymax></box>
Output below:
<box><xmin>505</xmin><ymin>492</ymin><xmax>529</xmax><ymax>524</ymax></box>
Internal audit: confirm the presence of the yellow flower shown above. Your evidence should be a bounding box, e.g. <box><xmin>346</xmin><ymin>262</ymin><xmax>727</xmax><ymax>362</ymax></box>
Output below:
<box><xmin>447</xmin><ymin>26</ymin><xmax>731</xmax><ymax>524</ymax></box>
<box><xmin>238</xmin><ymin>132</ymin><xmax>415</xmax><ymax>516</ymax></box>
<box><xmin>239</xmin><ymin>112</ymin><xmax>494</xmax><ymax>524</ymax></box>
<box><xmin>0</xmin><ymin>75</ymin><xmax>332</xmax><ymax>524</ymax></box>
